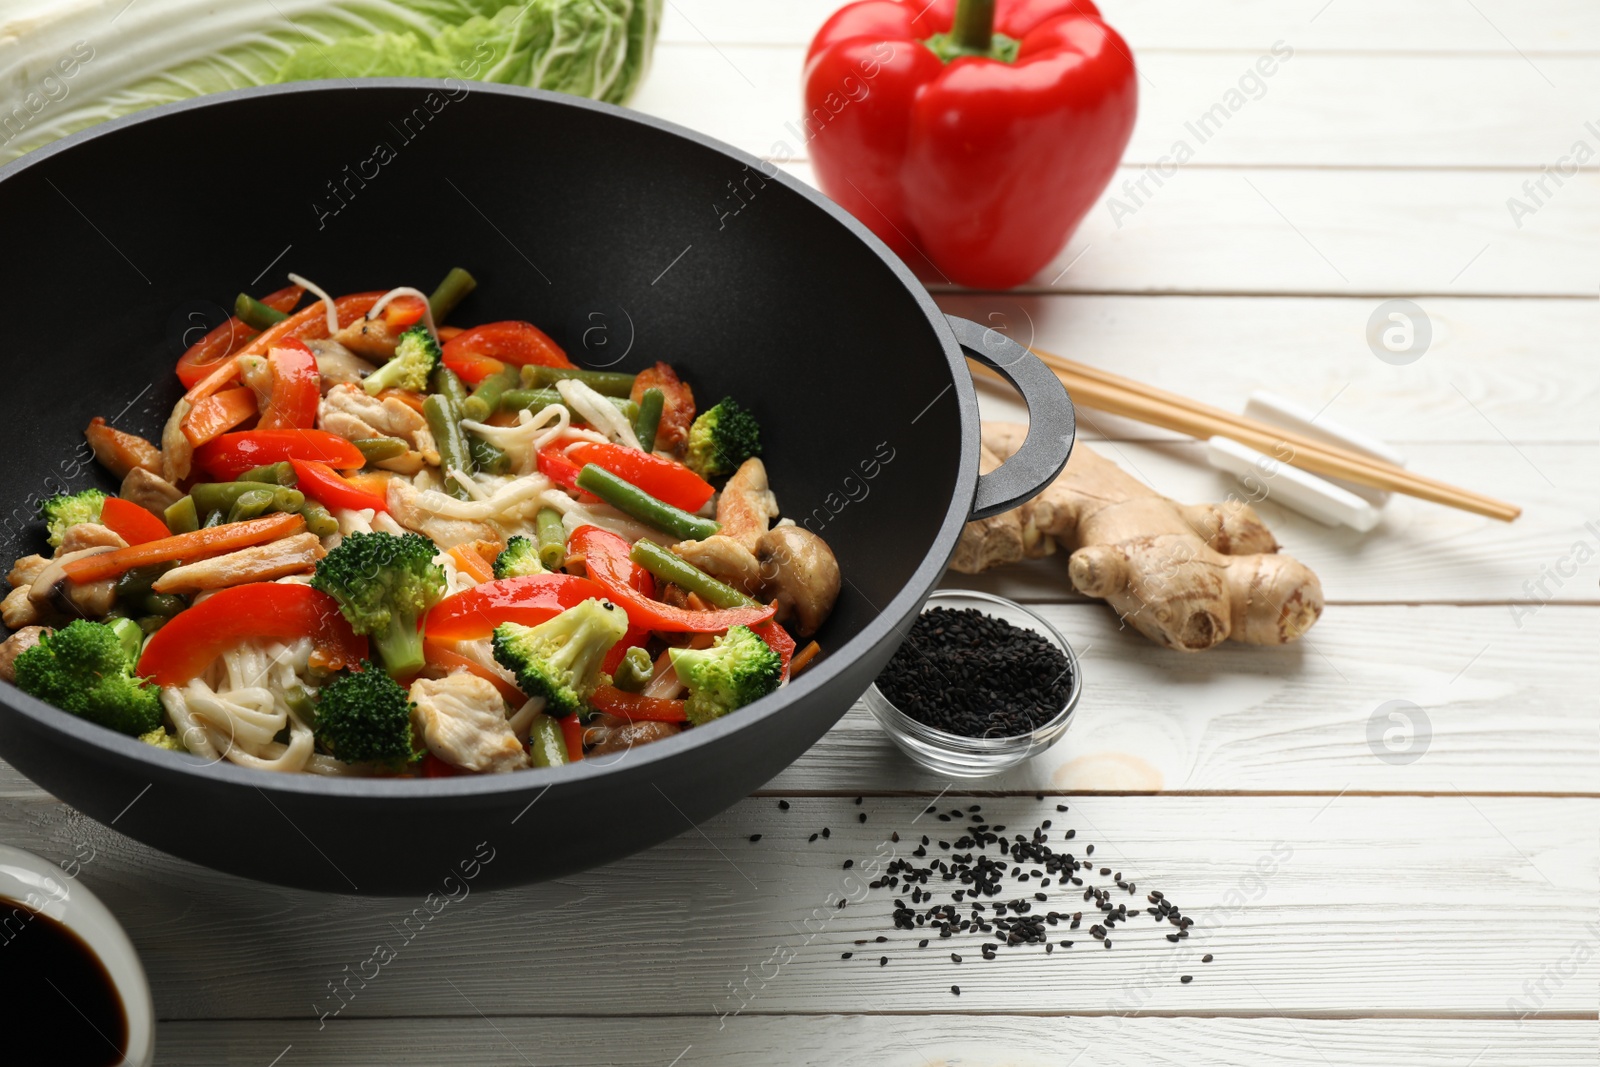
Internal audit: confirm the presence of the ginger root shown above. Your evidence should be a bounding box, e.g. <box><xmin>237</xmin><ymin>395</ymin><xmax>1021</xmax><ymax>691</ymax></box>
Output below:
<box><xmin>952</xmin><ymin>423</ymin><xmax>1323</xmax><ymax>651</ymax></box>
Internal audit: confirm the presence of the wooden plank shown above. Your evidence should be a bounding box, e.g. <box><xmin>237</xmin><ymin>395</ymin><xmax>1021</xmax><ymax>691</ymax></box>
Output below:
<box><xmin>762</xmin><ymin>162</ymin><xmax>1600</xmax><ymax>297</ymax></box>
<box><xmin>771</xmin><ymin>604</ymin><xmax>1600</xmax><ymax>794</ymax></box>
<box><xmin>154</xmin><ymin>1016</ymin><xmax>1600</xmax><ymax>1066</ymax></box>
<box><xmin>660</xmin><ymin>0</ymin><xmax>1600</xmax><ymax>53</ymax></box>
<box><xmin>936</xmin><ymin>294</ymin><xmax>1600</xmax><ymax>444</ymax></box>
<box><xmin>632</xmin><ymin>45</ymin><xmax>1600</xmax><ymax>168</ymax></box>
<box><xmin>0</xmin><ymin>795</ymin><xmax>1591</xmax><ymax>1017</ymax></box>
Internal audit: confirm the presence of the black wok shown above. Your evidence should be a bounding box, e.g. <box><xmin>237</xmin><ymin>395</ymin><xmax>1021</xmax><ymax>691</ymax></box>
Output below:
<box><xmin>0</xmin><ymin>81</ymin><xmax>1073</xmax><ymax>894</ymax></box>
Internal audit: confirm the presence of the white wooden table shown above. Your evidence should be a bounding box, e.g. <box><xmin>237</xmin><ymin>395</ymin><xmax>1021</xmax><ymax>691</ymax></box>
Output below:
<box><xmin>5</xmin><ymin>2</ymin><xmax>1598</xmax><ymax>1062</ymax></box>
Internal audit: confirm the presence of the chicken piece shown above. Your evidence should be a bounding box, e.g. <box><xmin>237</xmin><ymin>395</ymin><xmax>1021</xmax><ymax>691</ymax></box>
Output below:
<box><xmin>84</xmin><ymin>418</ymin><xmax>160</xmax><ymax>479</ymax></box>
<box><xmin>755</xmin><ymin>526</ymin><xmax>840</xmax><ymax>637</ymax></box>
<box><xmin>672</xmin><ymin>536</ymin><xmax>763</xmax><ymax>596</ymax></box>
<box><xmin>0</xmin><ymin>625</ymin><xmax>49</xmax><ymax>683</ymax></box>
<box><xmin>584</xmin><ymin>714</ymin><xmax>682</xmax><ymax>756</ymax></box>
<box><xmin>306</xmin><ymin>339</ymin><xmax>378</xmax><ymax>391</ymax></box>
<box><xmin>2</xmin><ymin>586</ymin><xmax>42</xmax><ymax>629</ymax></box>
<box><xmin>716</xmin><ymin>458</ymin><xmax>779</xmax><ymax>551</ymax></box>
<box><xmin>120</xmin><ymin>468</ymin><xmax>184</xmax><ymax>517</ymax></box>
<box><xmin>385</xmin><ymin>478</ymin><xmax>499</xmax><ymax>549</ymax></box>
<box><xmin>58</xmin><ymin>523</ymin><xmax>127</xmax><ymax>555</ymax></box>
<box><xmin>320</xmin><ymin>383</ymin><xmax>429</xmax><ymax>444</ymax></box>
<box><xmin>409</xmin><ymin>674</ymin><xmax>530</xmax><ymax>774</ymax></box>
<box><xmin>160</xmin><ymin>398</ymin><xmax>194</xmax><ymax>484</ymax></box>
<box><xmin>29</xmin><ymin>547</ymin><xmax>117</xmax><ymax>619</ymax></box>
<box><xmin>630</xmin><ymin>362</ymin><xmax>695</xmax><ymax>456</ymax></box>
<box><xmin>333</xmin><ymin>314</ymin><xmax>403</xmax><ymax>361</ymax></box>
<box><xmin>152</xmin><ymin>533</ymin><xmax>325</xmax><ymax>594</ymax></box>
<box><xmin>8</xmin><ymin>555</ymin><xmax>49</xmax><ymax>589</ymax></box>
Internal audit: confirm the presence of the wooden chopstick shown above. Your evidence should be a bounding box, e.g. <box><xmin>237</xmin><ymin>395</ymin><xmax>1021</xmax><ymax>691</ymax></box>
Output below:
<box><xmin>969</xmin><ymin>350</ymin><xmax>1521</xmax><ymax>522</ymax></box>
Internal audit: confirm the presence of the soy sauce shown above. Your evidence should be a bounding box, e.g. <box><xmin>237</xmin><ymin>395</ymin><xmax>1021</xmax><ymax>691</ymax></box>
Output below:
<box><xmin>0</xmin><ymin>898</ymin><xmax>127</xmax><ymax>1066</ymax></box>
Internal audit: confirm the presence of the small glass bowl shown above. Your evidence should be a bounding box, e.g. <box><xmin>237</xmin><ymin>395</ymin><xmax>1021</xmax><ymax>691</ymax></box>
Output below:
<box><xmin>863</xmin><ymin>589</ymin><xmax>1082</xmax><ymax>779</ymax></box>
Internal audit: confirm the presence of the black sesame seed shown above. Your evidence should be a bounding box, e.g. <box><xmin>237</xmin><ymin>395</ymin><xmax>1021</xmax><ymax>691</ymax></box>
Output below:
<box><xmin>749</xmin><ymin>834</ymin><xmax>761</xmax><ymax>842</ymax></box>
<box><xmin>859</xmin><ymin>813</ymin><xmax>868</xmax><ymax>823</ymax></box>
<box><xmin>879</xmin><ymin>956</ymin><xmax>888</xmax><ymax>967</ymax></box>
<box><xmin>1181</xmin><ymin>975</ymin><xmax>1193</xmax><ymax>984</ymax></box>
<box><xmin>841</xmin><ymin>952</ymin><xmax>852</xmax><ymax>959</ymax></box>
<box><xmin>778</xmin><ymin>800</ymin><xmax>790</xmax><ymax>810</ymax></box>
<box><xmin>951</xmin><ymin>985</ymin><xmax>960</xmax><ymax>995</ymax></box>
<box><xmin>1202</xmin><ymin>954</ymin><xmax>1214</xmax><ymax>963</ymax></box>
<box><xmin>843</xmin><ymin>859</ymin><xmax>854</xmax><ymax>869</ymax></box>
<box><xmin>951</xmin><ymin>953</ymin><xmax>962</xmax><ymax>963</ymax></box>
<box><xmin>809</xmin><ymin>833</ymin><xmax>818</xmax><ymax>842</ymax></box>
<box><xmin>822</xmin><ymin>827</ymin><xmax>830</xmax><ymax>838</ymax></box>
<box><xmin>855</xmin><ymin>796</ymin><xmax>863</xmax><ymax>805</ymax></box>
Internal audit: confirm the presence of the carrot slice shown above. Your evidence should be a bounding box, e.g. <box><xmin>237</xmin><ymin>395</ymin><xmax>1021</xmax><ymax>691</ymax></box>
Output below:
<box><xmin>61</xmin><ymin>512</ymin><xmax>305</xmax><ymax>584</ymax></box>
<box><xmin>448</xmin><ymin>544</ymin><xmax>495</xmax><ymax>585</ymax></box>
<box><xmin>790</xmin><ymin>640</ymin><xmax>821</xmax><ymax>677</ymax></box>
<box><xmin>182</xmin><ymin>387</ymin><xmax>258</xmax><ymax>446</ymax></box>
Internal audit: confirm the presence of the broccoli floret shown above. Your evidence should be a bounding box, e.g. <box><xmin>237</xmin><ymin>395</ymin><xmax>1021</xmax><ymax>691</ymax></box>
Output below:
<box><xmin>311</xmin><ymin>531</ymin><xmax>446</xmax><ymax>678</ymax></box>
<box><xmin>13</xmin><ymin>619</ymin><xmax>162</xmax><ymax>736</ymax></box>
<box><xmin>40</xmin><ymin>489</ymin><xmax>108</xmax><ymax>547</ymax></box>
<box><xmin>138</xmin><ymin>727</ymin><xmax>186</xmax><ymax>752</ymax></box>
<box><xmin>684</xmin><ymin>397</ymin><xmax>762</xmax><ymax>479</ymax></box>
<box><xmin>669</xmin><ymin>625</ymin><xmax>781</xmax><ymax>726</ymax></box>
<box><xmin>493</xmin><ymin>535</ymin><xmax>545</xmax><ymax>579</ymax></box>
<box><xmin>362</xmin><ymin>324</ymin><xmax>441</xmax><ymax>395</ymax></box>
<box><xmin>312</xmin><ymin>661</ymin><xmax>420</xmax><ymax>768</ymax></box>
<box><xmin>491</xmin><ymin>598</ymin><xmax>628</xmax><ymax>716</ymax></box>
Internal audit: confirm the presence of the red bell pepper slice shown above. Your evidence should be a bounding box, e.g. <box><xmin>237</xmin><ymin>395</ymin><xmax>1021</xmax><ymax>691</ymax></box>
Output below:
<box><xmin>424</xmin><ymin>574</ymin><xmax>610</xmax><ymax>641</ymax></box>
<box><xmin>536</xmin><ymin>447</ymin><xmax>584</xmax><ymax>492</ymax></box>
<box><xmin>422</xmin><ymin>752</ymin><xmax>462</xmax><ymax>777</ymax></box>
<box><xmin>289</xmin><ymin>459</ymin><xmax>389</xmax><ymax>513</ymax></box>
<box><xmin>181</xmin><ymin>387</ymin><xmax>258</xmax><ymax>447</ymax></box>
<box><xmin>98</xmin><ymin>497</ymin><xmax>170</xmax><ymax>546</ymax></box>
<box><xmin>589</xmin><ymin>684</ymin><xmax>688</xmax><ymax>723</ymax></box>
<box><xmin>566</xmin><ymin>441</ymin><xmax>715</xmax><ymax>513</ymax></box>
<box><xmin>383</xmin><ymin>294</ymin><xmax>428</xmax><ymax>331</ymax></box>
<box><xmin>137</xmin><ymin>583</ymin><xmax>367</xmax><ymax>686</ymax></box>
<box><xmin>257</xmin><ymin>340</ymin><xmax>321</xmax><ymax>430</ymax></box>
<box><xmin>194</xmin><ymin>429</ymin><xmax>365</xmax><ymax>480</ymax></box>
<box><xmin>442</xmin><ymin>321</ymin><xmax>572</xmax><ymax>385</ymax></box>
<box><xmin>804</xmin><ymin>0</ymin><xmax>1137</xmax><ymax>289</ymax></box>
<box><xmin>560</xmin><ymin>713</ymin><xmax>585</xmax><ymax>761</ymax></box>
<box><xmin>174</xmin><ymin>284</ymin><xmax>303</xmax><ymax>389</ymax></box>
<box><xmin>568</xmin><ymin>525</ymin><xmax>774</xmax><ymax>634</ymax></box>
<box><xmin>752</xmin><ymin>619</ymin><xmax>797</xmax><ymax>684</ymax></box>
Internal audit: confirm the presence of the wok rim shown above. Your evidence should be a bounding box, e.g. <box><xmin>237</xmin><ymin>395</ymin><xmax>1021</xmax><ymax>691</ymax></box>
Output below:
<box><xmin>0</xmin><ymin>77</ymin><xmax>983</xmax><ymax>801</ymax></box>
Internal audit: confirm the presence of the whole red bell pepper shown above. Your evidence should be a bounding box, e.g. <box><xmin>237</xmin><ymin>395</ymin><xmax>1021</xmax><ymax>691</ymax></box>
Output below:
<box><xmin>804</xmin><ymin>0</ymin><xmax>1136</xmax><ymax>289</ymax></box>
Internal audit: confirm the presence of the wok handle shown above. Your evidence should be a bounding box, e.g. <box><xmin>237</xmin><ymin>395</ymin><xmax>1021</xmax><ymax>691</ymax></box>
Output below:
<box><xmin>947</xmin><ymin>315</ymin><xmax>1076</xmax><ymax>521</ymax></box>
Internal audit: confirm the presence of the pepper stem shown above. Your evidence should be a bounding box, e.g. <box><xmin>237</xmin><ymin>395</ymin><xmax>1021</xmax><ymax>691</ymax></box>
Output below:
<box><xmin>951</xmin><ymin>0</ymin><xmax>996</xmax><ymax>54</ymax></box>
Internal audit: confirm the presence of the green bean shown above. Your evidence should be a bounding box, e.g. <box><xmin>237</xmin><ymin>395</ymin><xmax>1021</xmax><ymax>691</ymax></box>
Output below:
<box><xmin>237</xmin><ymin>461</ymin><xmax>296</xmax><ymax>486</ymax></box>
<box><xmin>352</xmin><ymin>437</ymin><xmax>409</xmax><ymax>463</ymax></box>
<box><xmin>535</xmin><ymin>508</ymin><xmax>566</xmax><ymax>570</ymax></box>
<box><xmin>633</xmin><ymin>387</ymin><xmax>664</xmax><ymax>454</ymax></box>
<box><xmin>271</xmin><ymin>487</ymin><xmax>306</xmax><ymax>513</ymax></box>
<box><xmin>202</xmin><ymin>509</ymin><xmax>226</xmax><ymax>529</ymax></box>
<box><xmin>527</xmin><ymin>715</ymin><xmax>568</xmax><ymax>768</ymax></box>
<box><xmin>629</xmin><ymin>539</ymin><xmax>757</xmax><ymax>609</ymax></box>
<box><xmin>235</xmin><ymin>292</ymin><xmax>288</xmax><ymax>330</ymax></box>
<box><xmin>115</xmin><ymin>564</ymin><xmax>170</xmax><ymax>602</ymax></box>
<box><xmin>468</xmin><ymin>433</ymin><xmax>511</xmax><ymax>475</ymax></box>
<box><xmin>428</xmin><ymin>267</ymin><xmax>476</xmax><ymax>323</ymax></box>
<box><xmin>191</xmin><ymin>481</ymin><xmax>282</xmax><ymax>516</ymax></box>
<box><xmin>164</xmin><ymin>495</ymin><xmax>199</xmax><ymax>535</ymax></box>
<box><xmin>226</xmin><ymin>488</ymin><xmax>275</xmax><ymax>524</ymax></box>
<box><xmin>610</xmin><ymin>645</ymin><xmax>655</xmax><ymax>693</ymax></box>
<box><xmin>430</xmin><ymin>365</ymin><xmax>471</xmax><ymax>408</ymax></box>
<box><xmin>463</xmin><ymin>366</ymin><xmax>519</xmax><ymax>421</ymax></box>
<box><xmin>284</xmin><ymin>684</ymin><xmax>317</xmax><ymax>725</ymax></box>
<box><xmin>137</xmin><ymin>616</ymin><xmax>167</xmax><ymax>636</ymax></box>
<box><xmin>499</xmin><ymin>388</ymin><xmax>638</xmax><ymax>422</ymax></box>
<box><xmin>301</xmin><ymin>501</ymin><xmax>339</xmax><ymax>538</ymax></box>
<box><xmin>520</xmin><ymin>365</ymin><xmax>637</xmax><ymax>397</ymax></box>
<box><xmin>142</xmin><ymin>593</ymin><xmax>186</xmax><ymax>618</ymax></box>
<box><xmin>577</xmin><ymin>465</ymin><xmax>720</xmax><ymax>542</ymax></box>
<box><xmin>423</xmin><ymin>394</ymin><xmax>475</xmax><ymax>501</ymax></box>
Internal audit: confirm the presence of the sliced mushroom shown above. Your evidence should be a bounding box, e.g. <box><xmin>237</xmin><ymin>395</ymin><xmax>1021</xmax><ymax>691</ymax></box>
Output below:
<box><xmin>28</xmin><ymin>546</ymin><xmax>118</xmax><ymax>620</ymax></box>
<box><xmin>0</xmin><ymin>625</ymin><xmax>49</xmax><ymax>683</ymax></box>
<box><xmin>584</xmin><ymin>714</ymin><xmax>682</xmax><ymax>756</ymax></box>
<box><xmin>84</xmin><ymin>418</ymin><xmax>161</xmax><ymax>479</ymax></box>
<box><xmin>306</xmin><ymin>338</ymin><xmax>378</xmax><ymax>391</ymax></box>
<box><xmin>120</xmin><ymin>468</ymin><xmax>184</xmax><ymax>516</ymax></box>
<box><xmin>755</xmin><ymin>525</ymin><xmax>840</xmax><ymax>637</ymax></box>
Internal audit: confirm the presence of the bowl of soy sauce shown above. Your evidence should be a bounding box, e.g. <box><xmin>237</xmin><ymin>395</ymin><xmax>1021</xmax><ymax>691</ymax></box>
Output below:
<box><xmin>0</xmin><ymin>844</ymin><xmax>154</xmax><ymax>1066</ymax></box>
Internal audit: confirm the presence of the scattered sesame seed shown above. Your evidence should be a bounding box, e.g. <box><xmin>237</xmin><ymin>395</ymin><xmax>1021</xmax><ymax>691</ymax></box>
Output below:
<box><xmin>749</xmin><ymin>834</ymin><xmax>761</xmax><ymax>842</ymax></box>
